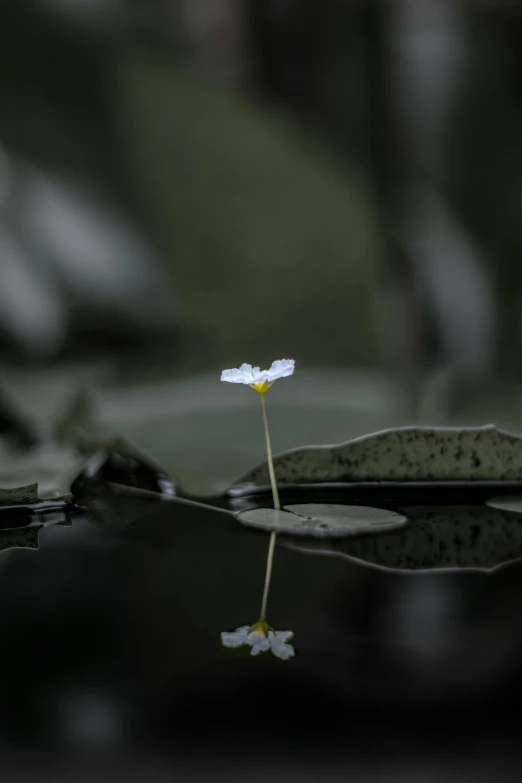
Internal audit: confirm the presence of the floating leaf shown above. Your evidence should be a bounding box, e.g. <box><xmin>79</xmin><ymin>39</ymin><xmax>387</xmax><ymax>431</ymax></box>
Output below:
<box><xmin>229</xmin><ymin>425</ymin><xmax>522</xmax><ymax>494</ymax></box>
<box><xmin>283</xmin><ymin>505</ymin><xmax>522</xmax><ymax>573</ymax></box>
<box><xmin>0</xmin><ymin>484</ymin><xmax>39</xmax><ymax>506</ymax></box>
<box><xmin>237</xmin><ymin>504</ymin><xmax>407</xmax><ymax>538</ymax></box>
<box><xmin>285</xmin><ymin>504</ymin><xmax>407</xmax><ymax>533</ymax></box>
<box><xmin>485</xmin><ymin>494</ymin><xmax>522</xmax><ymax>514</ymax></box>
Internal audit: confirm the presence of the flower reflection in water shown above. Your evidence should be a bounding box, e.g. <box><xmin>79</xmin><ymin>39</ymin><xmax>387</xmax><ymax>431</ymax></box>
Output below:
<box><xmin>221</xmin><ymin>622</ymin><xmax>295</xmax><ymax>661</ymax></box>
<box><xmin>220</xmin><ymin>533</ymin><xmax>296</xmax><ymax>660</ymax></box>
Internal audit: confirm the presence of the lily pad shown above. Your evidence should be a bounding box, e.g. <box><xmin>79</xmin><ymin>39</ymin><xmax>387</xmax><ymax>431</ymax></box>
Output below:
<box><xmin>237</xmin><ymin>504</ymin><xmax>407</xmax><ymax>538</ymax></box>
<box><xmin>286</xmin><ymin>503</ymin><xmax>407</xmax><ymax>532</ymax></box>
<box><xmin>485</xmin><ymin>494</ymin><xmax>522</xmax><ymax>514</ymax></box>
<box><xmin>283</xmin><ymin>505</ymin><xmax>522</xmax><ymax>572</ymax></box>
<box><xmin>229</xmin><ymin>425</ymin><xmax>522</xmax><ymax>493</ymax></box>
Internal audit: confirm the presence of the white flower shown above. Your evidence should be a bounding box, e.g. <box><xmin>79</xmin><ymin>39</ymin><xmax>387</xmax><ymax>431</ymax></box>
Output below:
<box><xmin>221</xmin><ymin>359</ymin><xmax>295</xmax><ymax>391</ymax></box>
<box><xmin>221</xmin><ymin>624</ymin><xmax>295</xmax><ymax>660</ymax></box>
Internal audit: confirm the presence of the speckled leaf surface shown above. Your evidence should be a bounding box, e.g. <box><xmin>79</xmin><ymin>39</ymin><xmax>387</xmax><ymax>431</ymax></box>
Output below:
<box><xmin>0</xmin><ymin>527</ymin><xmax>40</xmax><ymax>552</ymax></box>
<box><xmin>284</xmin><ymin>506</ymin><xmax>522</xmax><ymax>572</ymax></box>
<box><xmin>0</xmin><ymin>513</ymin><xmax>71</xmax><ymax>554</ymax></box>
<box><xmin>229</xmin><ymin>425</ymin><xmax>522</xmax><ymax>492</ymax></box>
<box><xmin>0</xmin><ymin>484</ymin><xmax>39</xmax><ymax>506</ymax></box>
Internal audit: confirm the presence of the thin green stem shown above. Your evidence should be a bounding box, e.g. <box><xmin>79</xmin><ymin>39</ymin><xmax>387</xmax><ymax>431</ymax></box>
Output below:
<box><xmin>259</xmin><ymin>530</ymin><xmax>277</xmax><ymax>621</ymax></box>
<box><xmin>170</xmin><ymin>494</ymin><xmax>233</xmax><ymax>516</ymax></box>
<box><xmin>257</xmin><ymin>394</ymin><xmax>280</xmax><ymax>623</ymax></box>
<box><xmin>260</xmin><ymin>393</ymin><xmax>280</xmax><ymax>509</ymax></box>
<box><xmin>105</xmin><ymin>484</ymin><xmax>233</xmax><ymax>515</ymax></box>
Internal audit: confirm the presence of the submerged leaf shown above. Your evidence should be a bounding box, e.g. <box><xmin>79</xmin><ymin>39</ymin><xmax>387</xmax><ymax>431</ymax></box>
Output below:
<box><xmin>485</xmin><ymin>494</ymin><xmax>522</xmax><ymax>514</ymax></box>
<box><xmin>0</xmin><ymin>509</ymin><xmax>70</xmax><ymax>553</ymax></box>
<box><xmin>283</xmin><ymin>505</ymin><xmax>522</xmax><ymax>573</ymax></box>
<box><xmin>237</xmin><ymin>504</ymin><xmax>406</xmax><ymax>538</ymax></box>
<box><xmin>229</xmin><ymin>425</ymin><xmax>522</xmax><ymax>493</ymax></box>
<box><xmin>0</xmin><ymin>527</ymin><xmax>40</xmax><ymax>552</ymax></box>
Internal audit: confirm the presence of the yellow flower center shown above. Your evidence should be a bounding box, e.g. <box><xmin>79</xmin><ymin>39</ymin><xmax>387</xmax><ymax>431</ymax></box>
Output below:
<box><xmin>249</xmin><ymin>381</ymin><xmax>274</xmax><ymax>394</ymax></box>
<box><xmin>249</xmin><ymin>619</ymin><xmax>271</xmax><ymax>637</ymax></box>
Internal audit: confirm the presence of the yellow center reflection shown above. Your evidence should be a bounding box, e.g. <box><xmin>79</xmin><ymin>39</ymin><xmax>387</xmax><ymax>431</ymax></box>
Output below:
<box><xmin>248</xmin><ymin>619</ymin><xmax>270</xmax><ymax>637</ymax></box>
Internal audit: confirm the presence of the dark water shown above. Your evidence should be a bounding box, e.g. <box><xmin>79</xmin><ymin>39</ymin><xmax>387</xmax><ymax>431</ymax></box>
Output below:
<box><xmin>0</xmin><ymin>494</ymin><xmax>522</xmax><ymax>781</ymax></box>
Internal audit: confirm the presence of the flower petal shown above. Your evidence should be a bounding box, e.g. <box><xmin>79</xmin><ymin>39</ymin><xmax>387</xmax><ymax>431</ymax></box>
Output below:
<box><xmin>238</xmin><ymin>363</ymin><xmax>255</xmax><ymax>383</ymax></box>
<box><xmin>250</xmin><ymin>366</ymin><xmax>267</xmax><ymax>383</ymax></box>
<box><xmin>221</xmin><ymin>367</ymin><xmax>246</xmax><ymax>383</ymax></box>
<box><xmin>267</xmin><ymin>359</ymin><xmax>295</xmax><ymax>381</ymax></box>
<box><xmin>221</xmin><ymin>360</ymin><xmax>295</xmax><ymax>384</ymax></box>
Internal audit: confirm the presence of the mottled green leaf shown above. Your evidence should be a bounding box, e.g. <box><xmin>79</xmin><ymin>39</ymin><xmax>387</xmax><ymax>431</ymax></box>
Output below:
<box><xmin>0</xmin><ymin>484</ymin><xmax>39</xmax><ymax>506</ymax></box>
<box><xmin>229</xmin><ymin>425</ymin><xmax>522</xmax><ymax>493</ymax></box>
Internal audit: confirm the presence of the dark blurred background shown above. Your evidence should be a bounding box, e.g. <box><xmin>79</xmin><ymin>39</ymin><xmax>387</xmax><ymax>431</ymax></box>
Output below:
<box><xmin>2</xmin><ymin>0</ymin><xmax>522</xmax><ymax>375</ymax></box>
<box><xmin>3</xmin><ymin>2</ymin><xmax>522</xmax><ymax>781</ymax></box>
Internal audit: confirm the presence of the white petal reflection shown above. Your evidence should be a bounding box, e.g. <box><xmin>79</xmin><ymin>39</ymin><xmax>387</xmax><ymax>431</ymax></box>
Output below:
<box><xmin>220</xmin><ymin>626</ymin><xmax>250</xmax><ymax>648</ymax></box>
<box><xmin>270</xmin><ymin>631</ymin><xmax>296</xmax><ymax>661</ymax></box>
<box><xmin>220</xmin><ymin>625</ymin><xmax>295</xmax><ymax>660</ymax></box>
